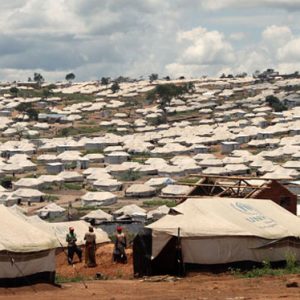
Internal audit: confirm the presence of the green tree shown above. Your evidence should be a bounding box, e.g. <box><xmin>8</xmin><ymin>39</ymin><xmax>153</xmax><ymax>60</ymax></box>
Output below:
<box><xmin>147</xmin><ymin>83</ymin><xmax>187</xmax><ymax>122</ymax></box>
<box><xmin>15</xmin><ymin>102</ymin><xmax>29</xmax><ymax>112</ymax></box>
<box><xmin>253</xmin><ymin>70</ymin><xmax>260</xmax><ymax>78</ymax></box>
<box><xmin>185</xmin><ymin>82</ymin><xmax>195</xmax><ymax>93</ymax></box>
<box><xmin>26</xmin><ymin>108</ymin><xmax>39</xmax><ymax>121</ymax></box>
<box><xmin>115</xmin><ymin>76</ymin><xmax>130</xmax><ymax>83</ymax></box>
<box><xmin>10</xmin><ymin>87</ymin><xmax>19</xmax><ymax>97</ymax></box>
<box><xmin>149</xmin><ymin>73</ymin><xmax>158</xmax><ymax>82</ymax></box>
<box><xmin>42</xmin><ymin>88</ymin><xmax>53</xmax><ymax>99</ymax></box>
<box><xmin>33</xmin><ymin>72</ymin><xmax>44</xmax><ymax>87</ymax></box>
<box><xmin>15</xmin><ymin>102</ymin><xmax>39</xmax><ymax>121</ymax></box>
<box><xmin>111</xmin><ymin>82</ymin><xmax>120</xmax><ymax>93</ymax></box>
<box><xmin>101</xmin><ymin>77</ymin><xmax>110</xmax><ymax>86</ymax></box>
<box><xmin>65</xmin><ymin>73</ymin><xmax>75</xmax><ymax>83</ymax></box>
<box><xmin>266</xmin><ymin>95</ymin><xmax>287</xmax><ymax>112</ymax></box>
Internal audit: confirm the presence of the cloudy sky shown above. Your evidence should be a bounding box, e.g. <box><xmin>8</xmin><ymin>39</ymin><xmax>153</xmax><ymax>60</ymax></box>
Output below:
<box><xmin>1</xmin><ymin>0</ymin><xmax>300</xmax><ymax>82</ymax></box>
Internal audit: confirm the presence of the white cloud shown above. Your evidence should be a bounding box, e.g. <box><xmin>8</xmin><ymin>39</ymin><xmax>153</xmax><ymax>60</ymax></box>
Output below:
<box><xmin>234</xmin><ymin>49</ymin><xmax>273</xmax><ymax>74</ymax></box>
<box><xmin>262</xmin><ymin>25</ymin><xmax>293</xmax><ymax>47</ymax></box>
<box><xmin>199</xmin><ymin>0</ymin><xmax>300</xmax><ymax>11</ymax></box>
<box><xmin>171</xmin><ymin>27</ymin><xmax>235</xmax><ymax>72</ymax></box>
<box><xmin>277</xmin><ymin>62</ymin><xmax>300</xmax><ymax>74</ymax></box>
<box><xmin>229</xmin><ymin>32</ymin><xmax>246</xmax><ymax>41</ymax></box>
<box><xmin>277</xmin><ymin>38</ymin><xmax>300</xmax><ymax>62</ymax></box>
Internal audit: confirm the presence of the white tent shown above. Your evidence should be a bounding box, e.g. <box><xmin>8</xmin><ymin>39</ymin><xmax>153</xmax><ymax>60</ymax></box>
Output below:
<box><xmin>80</xmin><ymin>209</ymin><xmax>113</xmax><ymax>223</ymax></box>
<box><xmin>36</xmin><ymin>203</ymin><xmax>66</xmax><ymax>219</ymax></box>
<box><xmin>114</xmin><ymin>204</ymin><xmax>146</xmax><ymax>220</ymax></box>
<box><xmin>81</xmin><ymin>191</ymin><xmax>117</xmax><ymax>207</ymax></box>
<box><xmin>0</xmin><ymin>205</ymin><xmax>57</xmax><ymax>282</ymax></box>
<box><xmin>147</xmin><ymin>205</ymin><xmax>170</xmax><ymax>220</ymax></box>
<box><xmin>147</xmin><ymin>197</ymin><xmax>300</xmax><ymax>264</ymax></box>
<box><xmin>13</xmin><ymin>188</ymin><xmax>45</xmax><ymax>203</ymax></box>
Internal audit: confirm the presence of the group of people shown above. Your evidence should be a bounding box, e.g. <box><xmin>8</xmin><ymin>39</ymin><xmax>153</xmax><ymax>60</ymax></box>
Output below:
<box><xmin>66</xmin><ymin>225</ymin><xmax>127</xmax><ymax>267</ymax></box>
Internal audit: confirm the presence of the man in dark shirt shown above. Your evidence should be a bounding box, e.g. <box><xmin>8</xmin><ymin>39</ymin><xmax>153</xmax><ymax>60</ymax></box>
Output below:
<box><xmin>66</xmin><ymin>227</ymin><xmax>82</xmax><ymax>265</ymax></box>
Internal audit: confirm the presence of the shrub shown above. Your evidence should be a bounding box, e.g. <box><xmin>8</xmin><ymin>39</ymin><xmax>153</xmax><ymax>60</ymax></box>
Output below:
<box><xmin>117</xmin><ymin>170</ymin><xmax>142</xmax><ymax>181</ymax></box>
<box><xmin>45</xmin><ymin>194</ymin><xmax>59</xmax><ymax>202</ymax></box>
<box><xmin>62</xmin><ymin>183</ymin><xmax>82</xmax><ymax>190</ymax></box>
<box><xmin>266</xmin><ymin>95</ymin><xmax>287</xmax><ymax>112</ymax></box>
<box><xmin>229</xmin><ymin>255</ymin><xmax>300</xmax><ymax>278</ymax></box>
<box><xmin>285</xmin><ymin>252</ymin><xmax>297</xmax><ymax>271</ymax></box>
<box><xmin>0</xmin><ymin>176</ymin><xmax>13</xmax><ymax>189</ymax></box>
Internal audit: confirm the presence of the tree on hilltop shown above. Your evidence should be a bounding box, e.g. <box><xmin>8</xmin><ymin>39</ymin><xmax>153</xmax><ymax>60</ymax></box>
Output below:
<box><xmin>149</xmin><ymin>73</ymin><xmax>159</xmax><ymax>83</ymax></box>
<box><xmin>147</xmin><ymin>83</ymin><xmax>187</xmax><ymax>122</ymax></box>
<box><xmin>33</xmin><ymin>72</ymin><xmax>44</xmax><ymax>87</ymax></box>
<box><xmin>111</xmin><ymin>82</ymin><xmax>120</xmax><ymax>93</ymax></box>
<box><xmin>65</xmin><ymin>73</ymin><xmax>75</xmax><ymax>83</ymax></box>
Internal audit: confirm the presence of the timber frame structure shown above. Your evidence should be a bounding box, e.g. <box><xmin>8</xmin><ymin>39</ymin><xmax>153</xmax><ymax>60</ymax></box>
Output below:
<box><xmin>160</xmin><ymin>175</ymin><xmax>297</xmax><ymax>214</ymax></box>
<box><xmin>186</xmin><ymin>175</ymin><xmax>271</xmax><ymax>198</ymax></box>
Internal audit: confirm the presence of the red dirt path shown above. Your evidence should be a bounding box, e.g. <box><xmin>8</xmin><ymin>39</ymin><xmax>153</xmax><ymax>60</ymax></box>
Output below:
<box><xmin>0</xmin><ymin>274</ymin><xmax>300</xmax><ymax>300</ymax></box>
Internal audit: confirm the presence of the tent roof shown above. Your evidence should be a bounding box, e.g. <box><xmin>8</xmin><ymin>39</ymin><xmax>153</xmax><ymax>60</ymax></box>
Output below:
<box><xmin>37</xmin><ymin>203</ymin><xmax>66</xmax><ymax>213</ymax></box>
<box><xmin>80</xmin><ymin>209</ymin><xmax>113</xmax><ymax>221</ymax></box>
<box><xmin>114</xmin><ymin>204</ymin><xmax>146</xmax><ymax>216</ymax></box>
<box><xmin>147</xmin><ymin>197</ymin><xmax>300</xmax><ymax>240</ymax></box>
<box><xmin>0</xmin><ymin>205</ymin><xmax>57</xmax><ymax>252</ymax></box>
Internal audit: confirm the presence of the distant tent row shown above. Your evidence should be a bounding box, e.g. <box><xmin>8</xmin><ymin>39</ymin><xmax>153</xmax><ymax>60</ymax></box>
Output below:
<box><xmin>133</xmin><ymin>197</ymin><xmax>300</xmax><ymax>277</ymax></box>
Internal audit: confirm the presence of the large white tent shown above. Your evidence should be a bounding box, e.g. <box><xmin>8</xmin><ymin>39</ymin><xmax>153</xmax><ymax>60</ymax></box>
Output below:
<box><xmin>147</xmin><ymin>197</ymin><xmax>300</xmax><ymax>265</ymax></box>
<box><xmin>0</xmin><ymin>205</ymin><xmax>57</xmax><ymax>283</ymax></box>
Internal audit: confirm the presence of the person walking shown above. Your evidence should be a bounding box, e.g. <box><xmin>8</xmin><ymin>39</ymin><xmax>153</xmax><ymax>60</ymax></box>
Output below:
<box><xmin>113</xmin><ymin>226</ymin><xmax>127</xmax><ymax>264</ymax></box>
<box><xmin>66</xmin><ymin>227</ymin><xmax>82</xmax><ymax>265</ymax></box>
<box><xmin>84</xmin><ymin>226</ymin><xmax>97</xmax><ymax>267</ymax></box>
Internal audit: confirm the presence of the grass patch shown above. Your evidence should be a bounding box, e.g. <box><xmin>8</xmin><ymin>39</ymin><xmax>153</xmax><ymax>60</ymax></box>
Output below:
<box><xmin>62</xmin><ymin>182</ymin><xmax>83</xmax><ymax>190</ymax></box>
<box><xmin>117</xmin><ymin>170</ymin><xmax>143</xmax><ymax>182</ymax></box>
<box><xmin>82</xmin><ymin>149</ymin><xmax>104</xmax><ymax>155</ymax></box>
<box><xmin>57</xmin><ymin>126</ymin><xmax>103</xmax><ymax>137</ymax></box>
<box><xmin>131</xmin><ymin>152</ymin><xmax>152</xmax><ymax>163</ymax></box>
<box><xmin>76</xmin><ymin>206</ymin><xmax>100</xmax><ymax>211</ymax></box>
<box><xmin>178</xmin><ymin>176</ymin><xmax>199</xmax><ymax>184</ymax></box>
<box><xmin>55</xmin><ymin>274</ymin><xmax>92</xmax><ymax>284</ymax></box>
<box><xmin>45</xmin><ymin>194</ymin><xmax>59</xmax><ymax>202</ymax></box>
<box><xmin>53</xmin><ymin>92</ymin><xmax>95</xmax><ymax>104</ymax></box>
<box><xmin>41</xmin><ymin>184</ymin><xmax>56</xmax><ymax>192</ymax></box>
<box><xmin>230</xmin><ymin>254</ymin><xmax>300</xmax><ymax>278</ymax></box>
<box><xmin>78</xmin><ymin>120</ymin><xmax>97</xmax><ymax>126</ymax></box>
<box><xmin>143</xmin><ymin>199</ymin><xmax>177</xmax><ymax>208</ymax></box>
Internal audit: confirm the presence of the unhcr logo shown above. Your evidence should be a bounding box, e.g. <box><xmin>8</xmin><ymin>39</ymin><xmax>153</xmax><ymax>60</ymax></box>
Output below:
<box><xmin>231</xmin><ymin>202</ymin><xmax>261</xmax><ymax>215</ymax></box>
<box><xmin>231</xmin><ymin>202</ymin><xmax>277</xmax><ymax>227</ymax></box>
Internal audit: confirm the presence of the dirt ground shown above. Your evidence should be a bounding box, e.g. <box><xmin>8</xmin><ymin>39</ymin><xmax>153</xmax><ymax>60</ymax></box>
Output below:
<box><xmin>56</xmin><ymin>243</ymin><xmax>133</xmax><ymax>279</ymax></box>
<box><xmin>0</xmin><ymin>245</ymin><xmax>300</xmax><ymax>299</ymax></box>
<box><xmin>0</xmin><ymin>243</ymin><xmax>298</xmax><ymax>299</ymax></box>
<box><xmin>0</xmin><ymin>273</ymin><xmax>300</xmax><ymax>300</ymax></box>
